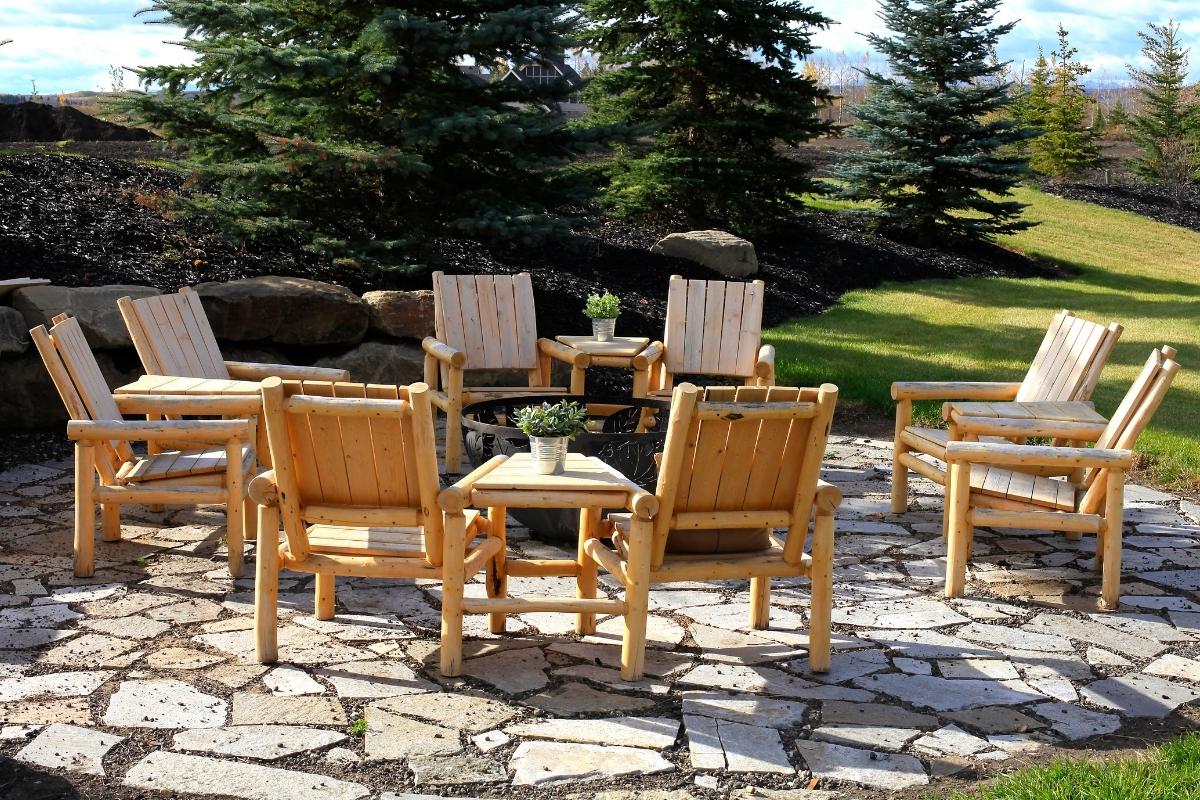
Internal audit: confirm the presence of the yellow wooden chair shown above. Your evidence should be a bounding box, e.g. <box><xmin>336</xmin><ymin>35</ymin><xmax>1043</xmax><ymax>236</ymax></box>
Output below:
<box><xmin>584</xmin><ymin>382</ymin><xmax>841</xmax><ymax>680</ymax></box>
<box><xmin>118</xmin><ymin>287</ymin><xmax>349</xmax><ymax>382</ymax></box>
<box><xmin>32</xmin><ymin>315</ymin><xmax>258</xmax><ymax>578</ymax></box>
<box><xmin>249</xmin><ymin>378</ymin><xmax>497</xmax><ymax>664</ymax></box>
<box><xmin>891</xmin><ymin>309</ymin><xmax>1122</xmax><ymax>511</ymax></box>
<box><xmin>422</xmin><ymin>271</ymin><xmax>587</xmax><ymax>472</ymax></box>
<box><xmin>944</xmin><ymin>346</ymin><xmax>1180</xmax><ymax>609</ymax></box>
<box><xmin>642</xmin><ymin>275</ymin><xmax>774</xmax><ymax>395</ymax></box>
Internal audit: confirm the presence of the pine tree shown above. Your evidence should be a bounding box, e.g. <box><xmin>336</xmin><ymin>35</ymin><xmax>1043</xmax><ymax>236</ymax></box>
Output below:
<box><xmin>834</xmin><ymin>0</ymin><xmax>1033</xmax><ymax>247</ymax></box>
<box><xmin>1092</xmin><ymin>102</ymin><xmax>1107</xmax><ymax>136</ymax></box>
<box><xmin>1128</xmin><ymin>20</ymin><xmax>1200</xmax><ymax>184</ymax></box>
<box><xmin>579</xmin><ymin>0</ymin><xmax>833</xmax><ymax>233</ymax></box>
<box><xmin>123</xmin><ymin>1</ymin><xmax>611</xmax><ymax>270</ymax></box>
<box><xmin>1029</xmin><ymin>26</ymin><xmax>1100</xmax><ymax>179</ymax></box>
<box><xmin>1109</xmin><ymin>97</ymin><xmax>1131</xmax><ymax>129</ymax></box>
<box><xmin>1009</xmin><ymin>51</ymin><xmax>1051</xmax><ymax>158</ymax></box>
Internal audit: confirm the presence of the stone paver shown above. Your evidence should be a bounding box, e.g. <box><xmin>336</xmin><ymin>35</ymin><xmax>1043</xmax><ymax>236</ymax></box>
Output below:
<box><xmin>103</xmin><ymin>679</ymin><xmax>226</xmax><ymax>729</ymax></box>
<box><xmin>509</xmin><ymin>741</ymin><xmax>673</xmax><ymax>786</ymax></box>
<box><xmin>173</xmin><ymin>725</ymin><xmax>346</xmax><ymax>760</ymax></box>
<box><xmin>16</xmin><ymin>723</ymin><xmax>123</xmax><ymax>775</ymax></box>
<box><xmin>123</xmin><ymin>751</ymin><xmax>369</xmax><ymax>800</ymax></box>
<box><xmin>5</xmin><ymin>435</ymin><xmax>1200</xmax><ymax>796</ymax></box>
<box><xmin>795</xmin><ymin>739</ymin><xmax>928</xmax><ymax>790</ymax></box>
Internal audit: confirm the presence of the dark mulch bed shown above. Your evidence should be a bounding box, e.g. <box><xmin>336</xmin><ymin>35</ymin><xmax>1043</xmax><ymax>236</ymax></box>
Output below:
<box><xmin>0</xmin><ymin>102</ymin><xmax>156</xmax><ymax>143</ymax></box>
<box><xmin>0</xmin><ymin>153</ymin><xmax>1057</xmax><ymax>344</ymax></box>
<box><xmin>1040</xmin><ymin>178</ymin><xmax>1200</xmax><ymax>234</ymax></box>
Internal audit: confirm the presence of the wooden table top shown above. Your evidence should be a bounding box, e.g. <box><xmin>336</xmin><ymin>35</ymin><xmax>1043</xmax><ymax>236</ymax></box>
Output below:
<box><xmin>115</xmin><ymin>375</ymin><xmax>262</xmax><ymax>396</ymax></box>
<box><xmin>555</xmin><ymin>335</ymin><xmax>651</xmax><ymax>357</ymax></box>
<box><xmin>945</xmin><ymin>400</ymin><xmax>1107</xmax><ymax>425</ymax></box>
<box><xmin>471</xmin><ymin>453</ymin><xmax>639</xmax><ymax>494</ymax></box>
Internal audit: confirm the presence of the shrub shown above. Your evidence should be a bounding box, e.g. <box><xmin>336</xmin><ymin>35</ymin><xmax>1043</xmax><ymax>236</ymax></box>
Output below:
<box><xmin>584</xmin><ymin>291</ymin><xmax>620</xmax><ymax>320</ymax></box>
<box><xmin>514</xmin><ymin>401</ymin><xmax>589</xmax><ymax>439</ymax></box>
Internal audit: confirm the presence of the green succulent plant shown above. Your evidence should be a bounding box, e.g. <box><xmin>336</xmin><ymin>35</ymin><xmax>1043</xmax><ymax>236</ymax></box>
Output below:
<box><xmin>513</xmin><ymin>400</ymin><xmax>589</xmax><ymax>439</ymax></box>
<box><xmin>584</xmin><ymin>291</ymin><xmax>620</xmax><ymax>320</ymax></box>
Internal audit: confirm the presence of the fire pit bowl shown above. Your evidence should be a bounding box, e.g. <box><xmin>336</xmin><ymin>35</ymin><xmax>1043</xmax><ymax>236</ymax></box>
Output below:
<box><xmin>460</xmin><ymin>394</ymin><xmax>670</xmax><ymax>543</ymax></box>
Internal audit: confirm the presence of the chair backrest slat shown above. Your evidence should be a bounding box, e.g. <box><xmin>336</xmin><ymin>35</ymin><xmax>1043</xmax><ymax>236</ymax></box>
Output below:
<box><xmin>432</xmin><ymin>272</ymin><xmax>538</xmax><ymax>371</ymax></box>
<box><xmin>663</xmin><ymin>276</ymin><xmax>765</xmax><ymax>380</ymax></box>
<box><xmin>31</xmin><ymin>317</ymin><xmax>130</xmax><ymax>476</ymax></box>
<box><xmin>652</xmin><ymin>382</ymin><xmax>836</xmax><ymax>567</ymax></box>
<box><xmin>1016</xmin><ymin>310</ymin><xmax>1121</xmax><ymax>402</ymax></box>
<box><xmin>261</xmin><ymin>379</ymin><xmax>441</xmax><ymax>564</ymax></box>
<box><xmin>119</xmin><ymin>288</ymin><xmax>229</xmax><ymax>379</ymax></box>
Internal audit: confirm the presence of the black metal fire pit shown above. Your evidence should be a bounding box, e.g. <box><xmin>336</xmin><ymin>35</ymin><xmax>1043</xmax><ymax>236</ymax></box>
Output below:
<box><xmin>460</xmin><ymin>395</ymin><xmax>670</xmax><ymax>543</ymax></box>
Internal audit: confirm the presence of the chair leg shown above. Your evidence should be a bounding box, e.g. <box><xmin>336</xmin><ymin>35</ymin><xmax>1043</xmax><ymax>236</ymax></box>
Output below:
<box><xmin>891</xmin><ymin>399</ymin><xmax>911</xmax><ymax>513</ymax></box>
<box><xmin>620</xmin><ymin>515</ymin><xmax>653</xmax><ymax>682</ymax></box>
<box><xmin>440</xmin><ymin>511</ymin><xmax>469</xmax><ymax>677</ymax></box>
<box><xmin>101</xmin><ymin>504</ymin><xmax>121</xmax><ymax>543</ymax></box>
<box><xmin>945</xmin><ymin>461</ymin><xmax>972</xmax><ymax>598</ymax></box>
<box><xmin>444</xmin><ymin>370</ymin><xmax>464</xmax><ymax>473</ymax></box>
<box><xmin>576</xmin><ymin>507</ymin><xmax>600</xmax><ymax>635</ymax></box>
<box><xmin>242</xmin><ymin>495</ymin><xmax>258</xmax><ymax>556</ymax></box>
<box><xmin>808</xmin><ymin>512</ymin><xmax>834</xmax><ymax>673</ymax></box>
<box><xmin>1100</xmin><ymin>470</ymin><xmax>1125</xmax><ymax>610</ymax></box>
<box><xmin>749</xmin><ymin>577</ymin><xmax>770</xmax><ymax>630</ymax></box>
<box><xmin>1065</xmin><ymin>529</ymin><xmax>1083</xmax><ymax>542</ymax></box>
<box><xmin>74</xmin><ymin>444</ymin><xmax>96</xmax><ymax>579</ymax></box>
<box><xmin>315</xmin><ymin>573</ymin><xmax>336</xmax><ymax>620</ymax></box>
<box><xmin>254</xmin><ymin>503</ymin><xmax>280</xmax><ymax>663</ymax></box>
<box><xmin>225</xmin><ymin>441</ymin><xmax>245</xmax><ymax>578</ymax></box>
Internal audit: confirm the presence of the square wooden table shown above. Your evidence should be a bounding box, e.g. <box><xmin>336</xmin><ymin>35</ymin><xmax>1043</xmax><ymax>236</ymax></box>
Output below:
<box><xmin>555</xmin><ymin>335</ymin><xmax>656</xmax><ymax>397</ymax></box>
<box><xmin>438</xmin><ymin>452</ymin><xmax>658</xmax><ymax>675</ymax></box>
<box><xmin>943</xmin><ymin>400</ymin><xmax>1109</xmax><ymax>441</ymax></box>
<box><xmin>115</xmin><ymin>375</ymin><xmax>269</xmax><ymax>458</ymax></box>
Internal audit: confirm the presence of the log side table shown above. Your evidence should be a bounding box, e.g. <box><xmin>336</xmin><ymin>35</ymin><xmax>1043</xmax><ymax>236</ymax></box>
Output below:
<box><xmin>554</xmin><ymin>335</ymin><xmax>661</xmax><ymax>398</ymax></box>
<box><xmin>438</xmin><ymin>452</ymin><xmax>658</xmax><ymax>678</ymax></box>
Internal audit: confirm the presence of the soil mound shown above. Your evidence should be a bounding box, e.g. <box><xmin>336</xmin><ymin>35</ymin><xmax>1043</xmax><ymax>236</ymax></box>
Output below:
<box><xmin>0</xmin><ymin>101</ymin><xmax>156</xmax><ymax>142</ymax></box>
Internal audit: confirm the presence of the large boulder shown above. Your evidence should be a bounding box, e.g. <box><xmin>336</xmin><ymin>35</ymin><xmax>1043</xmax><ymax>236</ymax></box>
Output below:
<box><xmin>0</xmin><ymin>307</ymin><xmax>29</xmax><ymax>356</ymax></box>
<box><xmin>12</xmin><ymin>284</ymin><xmax>160</xmax><ymax>349</ymax></box>
<box><xmin>195</xmin><ymin>276</ymin><xmax>368</xmax><ymax>346</ymax></box>
<box><xmin>651</xmin><ymin>230</ymin><xmax>759</xmax><ymax>278</ymax></box>
<box><xmin>362</xmin><ymin>290</ymin><xmax>435</xmax><ymax>339</ymax></box>
<box><xmin>0</xmin><ymin>349</ymin><xmax>140</xmax><ymax>428</ymax></box>
<box><xmin>314</xmin><ymin>340</ymin><xmax>425</xmax><ymax>386</ymax></box>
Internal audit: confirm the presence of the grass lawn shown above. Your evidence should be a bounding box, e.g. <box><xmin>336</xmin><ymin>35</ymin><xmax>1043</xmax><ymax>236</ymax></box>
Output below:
<box><xmin>768</xmin><ymin>186</ymin><xmax>1200</xmax><ymax>491</ymax></box>
<box><xmin>947</xmin><ymin>734</ymin><xmax>1200</xmax><ymax>800</ymax></box>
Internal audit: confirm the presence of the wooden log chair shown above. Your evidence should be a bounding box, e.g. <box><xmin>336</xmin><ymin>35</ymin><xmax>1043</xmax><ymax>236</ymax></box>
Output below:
<box><xmin>585</xmin><ymin>382</ymin><xmax>842</xmax><ymax>681</ymax></box>
<box><xmin>641</xmin><ymin>275</ymin><xmax>776</xmax><ymax>395</ymax></box>
<box><xmin>249</xmin><ymin>377</ymin><xmax>497</xmax><ymax>665</ymax></box>
<box><xmin>944</xmin><ymin>346</ymin><xmax>1180</xmax><ymax>610</ymax></box>
<box><xmin>891</xmin><ymin>309</ymin><xmax>1122</xmax><ymax>513</ymax></box>
<box><xmin>422</xmin><ymin>271</ymin><xmax>588</xmax><ymax>472</ymax></box>
<box><xmin>31</xmin><ymin>315</ymin><xmax>258</xmax><ymax>578</ymax></box>
<box><xmin>118</xmin><ymin>287</ymin><xmax>350</xmax><ymax>382</ymax></box>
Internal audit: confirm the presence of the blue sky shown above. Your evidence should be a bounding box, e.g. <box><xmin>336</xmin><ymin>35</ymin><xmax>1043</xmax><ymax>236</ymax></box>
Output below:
<box><xmin>1</xmin><ymin>0</ymin><xmax>1198</xmax><ymax>94</ymax></box>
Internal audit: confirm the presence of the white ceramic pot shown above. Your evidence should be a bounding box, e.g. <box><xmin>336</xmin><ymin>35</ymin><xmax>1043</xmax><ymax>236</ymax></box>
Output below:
<box><xmin>591</xmin><ymin>318</ymin><xmax>616</xmax><ymax>342</ymax></box>
<box><xmin>529</xmin><ymin>435</ymin><xmax>568</xmax><ymax>475</ymax></box>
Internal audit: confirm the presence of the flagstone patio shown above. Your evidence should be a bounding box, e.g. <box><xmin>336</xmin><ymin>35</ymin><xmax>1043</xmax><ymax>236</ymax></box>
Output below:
<box><xmin>2</xmin><ymin>434</ymin><xmax>1200</xmax><ymax>798</ymax></box>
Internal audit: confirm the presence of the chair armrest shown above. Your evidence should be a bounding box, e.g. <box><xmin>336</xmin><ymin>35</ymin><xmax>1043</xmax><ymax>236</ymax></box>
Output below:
<box><xmin>439</xmin><ymin>455</ymin><xmax>508</xmax><ymax>512</ymax></box>
<box><xmin>953</xmin><ymin>415</ymin><xmax>1108</xmax><ymax>441</ymax></box>
<box><xmin>539</xmin><ymin>337</ymin><xmax>590</xmax><ymax>368</ymax></box>
<box><xmin>755</xmin><ymin>344</ymin><xmax>776</xmax><ymax>380</ymax></box>
<box><xmin>891</xmin><ymin>381</ymin><xmax>1022</xmax><ymax>401</ymax></box>
<box><xmin>225</xmin><ymin>361</ymin><xmax>349</xmax><ymax>382</ymax></box>
<box><xmin>67</xmin><ymin>418</ymin><xmax>251</xmax><ymax>444</ymax></box>
<box><xmin>814</xmin><ymin>479</ymin><xmax>842</xmax><ymax>514</ymax></box>
<box><xmin>945</xmin><ymin>441</ymin><xmax>1134</xmax><ymax>470</ymax></box>
<box><xmin>114</xmin><ymin>394</ymin><xmax>261</xmax><ymax>417</ymax></box>
<box><xmin>248</xmin><ymin>470</ymin><xmax>278</xmax><ymax>506</ymax></box>
<box><xmin>632</xmin><ymin>341</ymin><xmax>664</xmax><ymax>370</ymax></box>
<box><xmin>422</xmin><ymin>336</ymin><xmax>466</xmax><ymax>368</ymax></box>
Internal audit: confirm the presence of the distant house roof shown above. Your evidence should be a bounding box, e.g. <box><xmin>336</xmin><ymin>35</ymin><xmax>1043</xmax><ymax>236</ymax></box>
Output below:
<box><xmin>498</xmin><ymin>58</ymin><xmax>583</xmax><ymax>90</ymax></box>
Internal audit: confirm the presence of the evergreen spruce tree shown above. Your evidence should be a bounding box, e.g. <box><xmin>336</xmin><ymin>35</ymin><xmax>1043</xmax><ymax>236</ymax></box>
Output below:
<box><xmin>1009</xmin><ymin>51</ymin><xmax>1051</xmax><ymax>158</ymax></box>
<box><xmin>1092</xmin><ymin>102</ymin><xmax>1107</xmax><ymax>136</ymax></box>
<box><xmin>1128</xmin><ymin>20</ymin><xmax>1200</xmax><ymax>183</ymax></box>
<box><xmin>579</xmin><ymin>0</ymin><xmax>833</xmax><ymax>233</ymax></box>
<box><xmin>124</xmin><ymin>1</ymin><xmax>609</xmax><ymax>269</ymax></box>
<box><xmin>1109</xmin><ymin>97</ymin><xmax>1131</xmax><ymax>130</ymax></box>
<box><xmin>834</xmin><ymin>0</ymin><xmax>1033</xmax><ymax>247</ymax></box>
<box><xmin>1029</xmin><ymin>26</ymin><xmax>1100</xmax><ymax>179</ymax></box>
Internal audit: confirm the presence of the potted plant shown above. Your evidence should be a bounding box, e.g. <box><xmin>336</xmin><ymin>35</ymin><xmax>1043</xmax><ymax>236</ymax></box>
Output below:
<box><xmin>513</xmin><ymin>400</ymin><xmax>589</xmax><ymax>475</ymax></box>
<box><xmin>584</xmin><ymin>290</ymin><xmax>621</xmax><ymax>342</ymax></box>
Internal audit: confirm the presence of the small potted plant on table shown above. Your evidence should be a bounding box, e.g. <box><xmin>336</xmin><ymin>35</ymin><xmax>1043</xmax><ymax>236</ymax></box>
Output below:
<box><xmin>513</xmin><ymin>400</ymin><xmax>588</xmax><ymax>475</ymax></box>
<box><xmin>584</xmin><ymin>290</ymin><xmax>620</xmax><ymax>342</ymax></box>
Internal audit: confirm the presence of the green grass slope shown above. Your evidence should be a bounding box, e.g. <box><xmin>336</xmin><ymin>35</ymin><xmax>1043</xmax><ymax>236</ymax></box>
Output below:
<box><xmin>769</xmin><ymin>186</ymin><xmax>1199</xmax><ymax>490</ymax></box>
